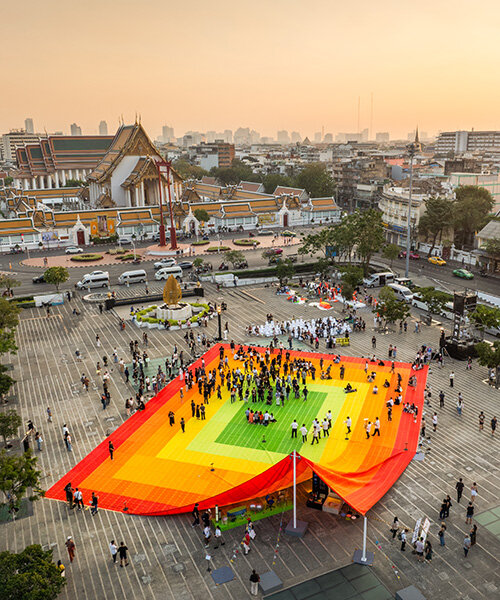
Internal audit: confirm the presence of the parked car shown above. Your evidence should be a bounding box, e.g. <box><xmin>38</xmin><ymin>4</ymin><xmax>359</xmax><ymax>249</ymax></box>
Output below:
<box><xmin>428</xmin><ymin>256</ymin><xmax>446</xmax><ymax>266</ymax></box>
<box><xmin>178</xmin><ymin>260</ymin><xmax>193</xmax><ymax>270</ymax></box>
<box><xmin>32</xmin><ymin>274</ymin><xmax>46</xmax><ymax>284</ymax></box>
<box><xmin>154</xmin><ymin>258</ymin><xmax>177</xmax><ymax>270</ymax></box>
<box><xmin>118</xmin><ymin>236</ymin><xmax>133</xmax><ymax>245</ymax></box>
<box><xmin>452</xmin><ymin>268</ymin><xmax>474</xmax><ymax>280</ymax></box>
<box><xmin>257</xmin><ymin>230</ymin><xmax>274</xmax><ymax>236</ymax></box>
<box><xmin>398</xmin><ymin>250</ymin><xmax>420</xmax><ymax>260</ymax></box>
<box><xmin>65</xmin><ymin>246</ymin><xmax>83</xmax><ymax>254</ymax></box>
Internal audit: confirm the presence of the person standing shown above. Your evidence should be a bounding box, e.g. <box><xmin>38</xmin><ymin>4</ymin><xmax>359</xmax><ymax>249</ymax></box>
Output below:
<box><xmin>249</xmin><ymin>570</ymin><xmax>260</xmax><ymax>596</ymax></box>
<box><xmin>424</xmin><ymin>540</ymin><xmax>433</xmax><ymax>562</ymax></box>
<box><xmin>300</xmin><ymin>424</ymin><xmax>308</xmax><ymax>443</ymax></box>
<box><xmin>492</xmin><ymin>416</ymin><xmax>497</xmax><ymax>437</ymax></box>
<box><xmin>390</xmin><ymin>517</ymin><xmax>399</xmax><ymax>539</ymax></box>
<box><xmin>291</xmin><ymin>419</ymin><xmax>298</xmax><ymax>438</ymax></box>
<box><xmin>439</xmin><ymin>391</ymin><xmax>445</xmax><ymax>408</ymax></box>
<box><xmin>372</xmin><ymin>418</ymin><xmax>380</xmax><ymax>436</ymax></box>
<box><xmin>449</xmin><ymin>371</ymin><xmax>455</xmax><ymax>387</ymax></box>
<box><xmin>456</xmin><ymin>398</ymin><xmax>463</xmax><ymax>416</ymax></box>
<box><xmin>214</xmin><ymin>525</ymin><xmax>224</xmax><ymax>548</ymax></box>
<box><xmin>466</xmin><ymin>502</ymin><xmax>474</xmax><ymax>525</ymax></box>
<box><xmin>463</xmin><ymin>535</ymin><xmax>471</xmax><ymax>557</ymax></box>
<box><xmin>438</xmin><ymin>522</ymin><xmax>446</xmax><ymax>546</ymax></box>
<box><xmin>479</xmin><ymin>411</ymin><xmax>485</xmax><ymax>431</ymax></box>
<box><xmin>65</xmin><ymin>536</ymin><xmax>75</xmax><ymax>563</ymax></box>
<box><xmin>456</xmin><ymin>478</ymin><xmax>464</xmax><ymax>503</ymax></box>
<box><xmin>35</xmin><ymin>431</ymin><xmax>43</xmax><ymax>451</ymax></box>
<box><xmin>415</xmin><ymin>537</ymin><xmax>425</xmax><ymax>562</ymax></box>
<box><xmin>470</xmin><ymin>482</ymin><xmax>478</xmax><ymax>503</ymax></box>
<box><xmin>47</xmin><ymin>407</ymin><xmax>53</xmax><ymax>423</ymax></box>
<box><xmin>90</xmin><ymin>492</ymin><xmax>98</xmax><ymax>515</ymax></box>
<box><xmin>432</xmin><ymin>413</ymin><xmax>438</xmax><ymax>432</ymax></box>
<box><xmin>365</xmin><ymin>421</ymin><xmax>372</xmax><ymax>439</ymax></box>
<box><xmin>180</xmin><ymin>417</ymin><xmax>186</xmax><ymax>433</ymax></box>
<box><xmin>73</xmin><ymin>488</ymin><xmax>84</xmax><ymax>511</ymax></box>
<box><xmin>108</xmin><ymin>440</ymin><xmax>114</xmax><ymax>460</ymax></box>
<box><xmin>400</xmin><ymin>528</ymin><xmax>408</xmax><ymax>551</ymax></box>
<box><xmin>118</xmin><ymin>542</ymin><xmax>129</xmax><ymax>567</ymax></box>
<box><xmin>203</xmin><ymin>525</ymin><xmax>211</xmax><ymax>548</ymax></box>
<box><xmin>345</xmin><ymin>416</ymin><xmax>351</xmax><ymax>434</ymax></box>
<box><xmin>192</xmin><ymin>503</ymin><xmax>200</xmax><ymax>527</ymax></box>
<box><xmin>109</xmin><ymin>540</ymin><xmax>118</xmax><ymax>563</ymax></box>
<box><xmin>470</xmin><ymin>524</ymin><xmax>477</xmax><ymax>547</ymax></box>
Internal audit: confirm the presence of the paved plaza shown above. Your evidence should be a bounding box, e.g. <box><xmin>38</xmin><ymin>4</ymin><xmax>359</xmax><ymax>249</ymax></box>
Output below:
<box><xmin>1</xmin><ymin>280</ymin><xmax>500</xmax><ymax>599</ymax></box>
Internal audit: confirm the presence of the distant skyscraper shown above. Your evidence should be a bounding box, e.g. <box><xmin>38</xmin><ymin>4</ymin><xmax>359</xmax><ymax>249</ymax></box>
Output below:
<box><xmin>376</xmin><ymin>132</ymin><xmax>390</xmax><ymax>143</ymax></box>
<box><xmin>224</xmin><ymin>129</ymin><xmax>233</xmax><ymax>143</ymax></box>
<box><xmin>314</xmin><ymin>132</ymin><xmax>322</xmax><ymax>143</ymax></box>
<box><xmin>323</xmin><ymin>133</ymin><xmax>333</xmax><ymax>143</ymax></box>
<box><xmin>99</xmin><ymin>120</ymin><xmax>108</xmax><ymax>135</ymax></box>
<box><xmin>161</xmin><ymin>125</ymin><xmax>174</xmax><ymax>143</ymax></box>
<box><xmin>25</xmin><ymin>118</ymin><xmax>34</xmax><ymax>134</ymax></box>
<box><xmin>361</xmin><ymin>128</ymin><xmax>369</xmax><ymax>142</ymax></box>
<box><xmin>277</xmin><ymin>130</ymin><xmax>290</xmax><ymax>144</ymax></box>
<box><xmin>291</xmin><ymin>131</ymin><xmax>301</xmax><ymax>143</ymax></box>
<box><xmin>70</xmin><ymin>123</ymin><xmax>82</xmax><ymax>136</ymax></box>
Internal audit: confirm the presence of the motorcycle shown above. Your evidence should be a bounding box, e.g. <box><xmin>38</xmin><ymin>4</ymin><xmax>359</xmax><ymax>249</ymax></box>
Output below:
<box><xmin>219</xmin><ymin>262</ymin><xmax>229</xmax><ymax>271</ymax></box>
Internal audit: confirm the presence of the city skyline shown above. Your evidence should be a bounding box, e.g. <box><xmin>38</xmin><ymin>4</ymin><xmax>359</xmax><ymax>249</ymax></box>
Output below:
<box><xmin>2</xmin><ymin>0</ymin><xmax>500</xmax><ymax>138</ymax></box>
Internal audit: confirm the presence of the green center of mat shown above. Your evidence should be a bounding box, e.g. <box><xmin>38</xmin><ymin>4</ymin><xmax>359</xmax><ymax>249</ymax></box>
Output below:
<box><xmin>215</xmin><ymin>390</ymin><xmax>334</xmax><ymax>454</ymax></box>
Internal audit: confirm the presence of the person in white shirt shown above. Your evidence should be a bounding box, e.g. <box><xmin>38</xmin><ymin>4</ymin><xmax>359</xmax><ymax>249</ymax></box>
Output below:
<box><xmin>372</xmin><ymin>418</ymin><xmax>381</xmax><ymax>436</ymax></box>
<box><xmin>109</xmin><ymin>540</ymin><xmax>118</xmax><ymax>563</ymax></box>
<box><xmin>345</xmin><ymin>416</ymin><xmax>352</xmax><ymax>434</ymax></box>
<box><xmin>432</xmin><ymin>413</ymin><xmax>438</xmax><ymax>431</ymax></box>
<box><xmin>322</xmin><ymin>419</ymin><xmax>329</xmax><ymax>437</ymax></box>
<box><xmin>291</xmin><ymin>420</ymin><xmax>298</xmax><ymax>438</ymax></box>
<box><xmin>300</xmin><ymin>424</ymin><xmax>308</xmax><ymax>442</ymax></box>
<box><xmin>366</xmin><ymin>421</ymin><xmax>372</xmax><ymax>439</ymax></box>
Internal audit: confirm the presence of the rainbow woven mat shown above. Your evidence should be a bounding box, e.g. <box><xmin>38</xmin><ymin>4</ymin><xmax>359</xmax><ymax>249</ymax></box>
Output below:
<box><xmin>46</xmin><ymin>345</ymin><xmax>427</xmax><ymax>515</ymax></box>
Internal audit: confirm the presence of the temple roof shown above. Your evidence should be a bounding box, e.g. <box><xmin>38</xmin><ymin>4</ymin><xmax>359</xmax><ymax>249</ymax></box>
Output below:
<box><xmin>14</xmin><ymin>136</ymin><xmax>113</xmax><ymax>177</ymax></box>
<box><xmin>0</xmin><ymin>217</ymin><xmax>39</xmax><ymax>235</ymax></box>
<box><xmin>309</xmin><ymin>197</ymin><xmax>340</xmax><ymax>211</ymax></box>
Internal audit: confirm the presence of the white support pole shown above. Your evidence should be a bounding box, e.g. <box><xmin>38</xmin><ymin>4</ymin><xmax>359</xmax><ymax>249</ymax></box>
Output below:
<box><xmin>361</xmin><ymin>516</ymin><xmax>367</xmax><ymax>562</ymax></box>
<box><xmin>293</xmin><ymin>450</ymin><xmax>297</xmax><ymax>529</ymax></box>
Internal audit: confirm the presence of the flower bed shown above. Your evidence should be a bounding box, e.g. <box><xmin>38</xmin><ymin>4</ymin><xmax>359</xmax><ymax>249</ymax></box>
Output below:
<box><xmin>207</xmin><ymin>246</ymin><xmax>230</xmax><ymax>253</ymax></box>
<box><xmin>117</xmin><ymin>253</ymin><xmax>136</xmax><ymax>261</ymax></box>
<box><xmin>107</xmin><ymin>248</ymin><xmax>127</xmax><ymax>255</ymax></box>
<box><xmin>192</xmin><ymin>240</ymin><xmax>210</xmax><ymax>246</ymax></box>
<box><xmin>133</xmin><ymin>302</ymin><xmax>211</xmax><ymax>328</ymax></box>
<box><xmin>234</xmin><ymin>239</ymin><xmax>260</xmax><ymax>246</ymax></box>
<box><xmin>70</xmin><ymin>253</ymin><xmax>104</xmax><ymax>262</ymax></box>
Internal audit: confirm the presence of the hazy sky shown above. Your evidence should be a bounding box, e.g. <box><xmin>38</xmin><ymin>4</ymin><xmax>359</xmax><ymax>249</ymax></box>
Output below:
<box><xmin>2</xmin><ymin>0</ymin><xmax>500</xmax><ymax>139</ymax></box>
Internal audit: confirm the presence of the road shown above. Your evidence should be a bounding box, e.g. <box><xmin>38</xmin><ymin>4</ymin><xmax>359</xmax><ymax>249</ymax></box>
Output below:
<box><xmin>1</xmin><ymin>231</ymin><xmax>498</xmax><ymax>300</ymax></box>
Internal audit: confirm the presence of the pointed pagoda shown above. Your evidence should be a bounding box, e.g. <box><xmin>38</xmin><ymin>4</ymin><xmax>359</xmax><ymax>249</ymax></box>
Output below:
<box><xmin>87</xmin><ymin>121</ymin><xmax>183</xmax><ymax>208</ymax></box>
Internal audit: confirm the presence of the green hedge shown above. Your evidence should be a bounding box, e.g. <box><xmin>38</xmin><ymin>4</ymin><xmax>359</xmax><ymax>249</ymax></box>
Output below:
<box><xmin>215</xmin><ymin>261</ymin><xmax>323</xmax><ymax>279</ymax></box>
<box><xmin>207</xmin><ymin>246</ymin><xmax>230</xmax><ymax>253</ymax></box>
<box><xmin>118</xmin><ymin>253</ymin><xmax>136</xmax><ymax>261</ymax></box>
<box><xmin>234</xmin><ymin>239</ymin><xmax>260</xmax><ymax>246</ymax></box>
<box><xmin>107</xmin><ymin>248</ymin><xmax>127</xmax><ymax>255</ymax></box>
<box><xmin>70</xmin><ymin>253</ymin><xmax>104</xmax><ymax>262</ymax></box>
<box><xmin>91</xmin><ymin>234</ymin><xmax>118</xmax><ymax>244</ymax></box>
<box><xmin>192</xmin><ymin>240</ymin><xmax>210</xmax><ymax>246</ymax></box>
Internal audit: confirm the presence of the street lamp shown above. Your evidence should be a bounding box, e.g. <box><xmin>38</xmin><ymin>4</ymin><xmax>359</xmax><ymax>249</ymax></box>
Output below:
<box><xmin>217</xmin><ymin>305</ymin><xmax>222</xmax><ymax>341</ymax></box>
<box><xmin>405</xmin><ymin>141</ymin><xmax>417</xmax><ymax>278</ymax></box>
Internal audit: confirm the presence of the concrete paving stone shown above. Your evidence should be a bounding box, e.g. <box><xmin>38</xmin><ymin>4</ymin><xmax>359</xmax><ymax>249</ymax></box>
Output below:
<box><xmin>485</xmin><ymin>520</ymin><xmax>500</xmax><ymax>536</ymax></box>
<box><xmin>490</xmin><ymin>505</ymin><xmax>500</xmax><ymax>517</ymax></box>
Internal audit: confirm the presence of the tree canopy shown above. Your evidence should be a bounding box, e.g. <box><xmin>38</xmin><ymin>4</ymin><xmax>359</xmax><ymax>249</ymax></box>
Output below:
<box><xmin>382</xmin><ymin>243</ymin><xmax>400</xmax><ymax>268</ymax></box>
<box><xmin>0</xmin><ymin>450</ymin><xmax>43</xmax><ymax>514</ymax></box>
<box><xmin>224</xmin><ymin>250</ymin><xmax>245</xmax><ymax>268</ymax></box>
<box><xmin>0</xmin><ymin>298</ymin><xmax>19</xmax><ymax>355</ymax></box>
<box><xmin>417</xmin><ymin>287</ymin><xmax>451</xmax><ymax>315</ymax></box>
<box><xmin>294</xmin><ymin>163</ymin><xmax>335</xmax><ymax>198</ymax></box>
<box><xmin>0</xmin><ymin>410</ymin><xmax>22</xmax><ymax>448</ymax></box>
<box><xmin>210</xmin><ymin>159</ymin><xmax>258</xmax><ymax>185</ymax></box>
<box><xmin>275</xmin><ymin>259</ymin><xmax>295</xmax><ymax>285</ymax></box>
<box><xmin>469</xmin><ymin>305</ymin><xmax>500</xmax><ymax>339</ymax></box>
<box><xmin>418</xmin><ymin>196</ymin><xmax>454</xmax><ymax>255</ymax></box>
<box><xmin>453</xmin><ymin>186</ymin><xmax>494</xmax><ymax>249</ymax></box>
<box><xmin>193</xmin><ymin>208</ymin><xmax>210</xmax><ymax>223</ymax></box>
<box><xmin>43</xmin><ymin>267</ymin><xmax>68</xmax><ymax>292</ymax></box>
<box><xmin>0</xmin><ymin>544</ymin><xmax>66</xmax><ymax>600</ymax></box>
<box><xmin>173</xmin><ymin>160</ymin><xmax>209</xmax><ymax>180</ymax></box>
<box><xmin>475</xmin><ymin>341</ymin><xmax>500</xmax><ymax>387</ymax></box>
<box><xmin>0</xmin><ymin>275</ymin><xmax>20</xmax><ymax>296</ymax></box>
<box><xmin>375</xmin><ymin>287</ymin><xmax>410</xmax><ymax>326</ymax></box>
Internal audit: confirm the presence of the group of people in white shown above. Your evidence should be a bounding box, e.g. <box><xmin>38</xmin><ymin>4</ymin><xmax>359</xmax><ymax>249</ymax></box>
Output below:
<box><xmin>248</xmin><ymin>316</ymin><xmax>352</xmax><ymax>340</ymax></box>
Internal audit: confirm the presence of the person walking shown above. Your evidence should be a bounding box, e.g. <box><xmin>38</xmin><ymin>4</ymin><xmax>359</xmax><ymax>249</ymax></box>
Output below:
<box><xmin>65</xmin><ymin>536</ymin><xmax>76</xmax><ymax>563</ymax></box>
<box><xmin>108</xmin><ymin>440</ymin><xmax>114</xmax><ymax>460</ymax></box>
<box><xmin>463</xmin><ymin>535</ymin><xmax>471</xmax><ymax>557</ymax></box>
<box><xmin>203</xmin><ymin>524</ymin><xmax>212</xmax><ymax>548</ymax></box>
<box><xmin>73</xmin><ymin>488</ymin><xmax>84</xmax><ymax>511</ymax></box>
<box><xmin>365</xmin><ymin>421</ymin><xmax>372</xmax><ymax>439</ymax></box>
<box><xmin>466</xmin><ymin>502</ymin><xmax>474</xmax><ymax>525</ymax></box>
<box><xmin>345</xmin><ymin>416</ymin><xmax>351</xmax><ymax>434</ymax></box>
<box><xmin>180</xmin><ymin>417</ymin><xmax>186</xmax><ymax>433</ymax></box>
<box><xmin>372</xmin><ymin>418</ymin><xmax>380</xmax><ymax>436</ymax></box>
<box><xmin>470</xmin><ymin>482</ymin><xmax>478</xmax><ymax>503</ymax></box>
<box><xmin>35</xmin><ymin>431</ymin><xmax>43</xmax><ymax>451</ymax></box>
<box><xmin>249</xmin><ymin>570</ymin><xmax>260</xmax><ymax>596</ymax></box>
<box><xmin>109</xmin><ymin>540</ymin><xmax>118</xmax><ymax>563</ymax></box>
<box><xmin>372</xmin><ymin>336</ymin><xmax>376</xmax><ymax>349</ymax></box>
<box><xmin>118</xmin><ymin>542</ymin><xmax>129</xmax><ymax>567</ymax></box>
<box><xmin>438</xmin><ymin>522</ymin><xmax>446</xmax><ymax>546</ymax></box>
<box><xmin>492</xmin><ymin>416</ymin><xmax>497</xmax><ymax>436</ymax></box>
<box><xmin>47</xmin><ymin>407</ymin><xmax>53</xmax><ymax>423</ymax></box>
<box><xmin>456</xmin><ymin>478</ymin><xmax>464</xmax><ymax>503</ymax></box>
<box><xmin>479</xmin><ymin>411</ymin><xmax>485</xmax><ymax>431</ymax></box>
<box><xmin>470</xmin><ymin>524</ymin><xmax>477</xmax><ymax>547</ymax></box>
<box><xmin>432</xmin><ymin>412</ymin><xmax>438</xmax><ymax>432</ymax></box>
<box><xmin>214</xmin><ymin>525</ymin><xmax>225</xmax><ymax>548</ymax></box>
<box><xmin>439</xmin><ymin>391</ymin><xmax>445</xmax><ymax>408</ymax></box>
<box><xmin>424</xmin><ymin>540</ymin><xmax>433</xmax><ymax>562</ymax></box>
<box><xmin>300</xmin><ymin>424</ymin><xmax>308</xmax><ymax>443</ymax></box>
<box><xmin>449</xmin><ymin>371</ymin><xmax>455</xmax><ymax>387</ymax></box>
<box><xmin>456</xmin><ymin>398</ymin><xmax>463</xmax><ymax>416</ymax></box>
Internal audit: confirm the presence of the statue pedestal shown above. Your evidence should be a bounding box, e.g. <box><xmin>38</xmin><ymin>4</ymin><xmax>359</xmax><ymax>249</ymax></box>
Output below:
<box><xmin>156</xmin><ymin>302</ymin><xmax>192</xmax><ymax>322</ymax></box>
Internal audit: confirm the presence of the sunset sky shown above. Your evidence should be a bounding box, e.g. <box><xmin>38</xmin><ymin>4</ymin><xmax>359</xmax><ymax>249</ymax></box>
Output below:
<box><xmin>2</xmin><ymin>0</ymin><xmax>500</xmax><ymax>139</ymax></box>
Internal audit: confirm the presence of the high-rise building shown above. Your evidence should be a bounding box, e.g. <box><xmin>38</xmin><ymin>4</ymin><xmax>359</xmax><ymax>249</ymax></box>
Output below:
<box><xmin>436</xmin><ymin>130</ymin><xmax>500</xmax><ymax>154</ymax></box>
<box><xmin>70</xmin><ymin>123</ymin><xmax>82</xmax><ymax>136</ymax></box>
<box><xmin>291</xmin><ymin>131</ymin><xmax>301</xmax><ymax>143</ymax></box>
<box><xmin>99</xmin><ymin>120</ymin><xmax>108</xmax><ymax>136</ymax></box>
<box><xmin>24</xmin><ymin>118</ymin><xmax>34</xmax><ymax>134</ymax></box>
<box><xmin>323</xmin><ymin>133</ymin><xmax>333</xmax><ymax>143</ymax></box>
<box><xmin>234</xmin><ymin>128</ymin><xmax>251</xmax><ymax>145</ymax></box>
<box><xmin>376</xmin><ymin>132</ymin><xmax>390</xmax><ymax>143</ymax></box>
<box><xmin>277</xmin><ymin>130</ymin><xmax>290</xmax><ymax>144</ymax></box>
<box><xmin>161</xmin><ymin>125</ymin><xmax>174</xmax><ymax>143</ymax></box>
<box><xmin>314</xmin><ymin>132</ymin><xmax>322</xmax><ymax>143</ymax></box>
<box><xmin>224</xmin><ymin>129</ymin><xmax>233</xmax><ymax>143</ymax></box>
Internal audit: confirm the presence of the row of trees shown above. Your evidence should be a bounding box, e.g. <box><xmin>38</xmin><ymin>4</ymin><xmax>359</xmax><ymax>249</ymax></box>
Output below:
<box><xmin>419</xmin><ymin>186</ymin><xmax>495</xmax><ymax>252</ymax></box>
<box><xmin>299</xmin><ymin>209</ymin><xmax>386</xmax><ymax>275</ymax></box>
<box><xmin>174</xmin><ymin>159</ymin><xmax>336</xmax><ymax>199</ymax></box>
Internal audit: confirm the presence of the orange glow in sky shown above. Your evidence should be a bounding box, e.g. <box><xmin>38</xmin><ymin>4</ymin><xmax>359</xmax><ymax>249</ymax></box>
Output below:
<box><xmin>2</xmin><ymin>0</ymin><xmax>500</xmax><ymax>138</ymax></box>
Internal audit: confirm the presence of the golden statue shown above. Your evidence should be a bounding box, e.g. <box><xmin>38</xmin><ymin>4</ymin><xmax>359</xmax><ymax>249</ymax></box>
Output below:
<box><xmin>163</xmin><ymin>274</ymin><xmax>182</xmax><ymax>306</ymax></box>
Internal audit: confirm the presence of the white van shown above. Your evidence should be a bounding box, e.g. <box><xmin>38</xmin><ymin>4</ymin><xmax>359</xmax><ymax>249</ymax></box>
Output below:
<box><xmin>75</xmin><ymin>272</ymin><xmax>109</xmax><ymax>289</ymax></box>
<box><xmin>155</xmin><ymin>266</ymin><xmax>183</xmax><ymax>281</ymax></box>
<box><xmin>387</xmin><ymin>283</ymin><xmax>414</xmax><ymax>303</ymax></box>
<box><xmin>117</xmin><ymin>269</ymin><xmax>147</xmax><ymax>285</ymax></box>
<box><xmin>363</xmin><ymin>272</ymin><xmax>395</xmax><ymax>288</ymax></box>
